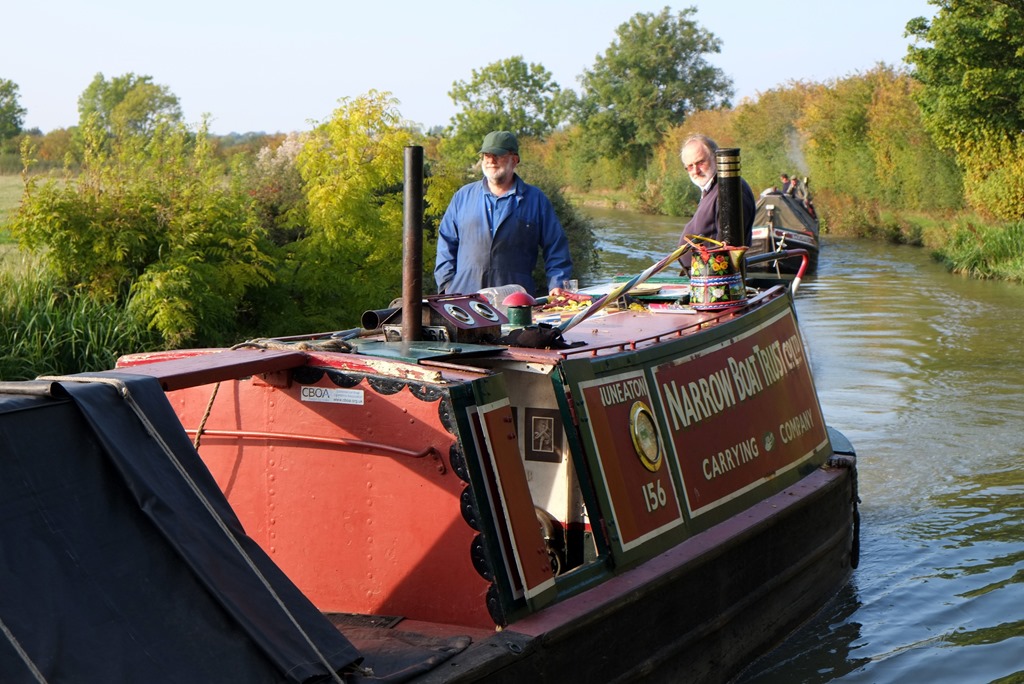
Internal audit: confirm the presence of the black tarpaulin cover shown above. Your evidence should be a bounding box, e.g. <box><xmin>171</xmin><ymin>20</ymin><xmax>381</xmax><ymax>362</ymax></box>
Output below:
<box><xmin>0</xmin><ymin>374</ymin><xmax>361</xmax><ymax>683</ymax></box>
<box><xmin>752</xmin><ymin>193</ymin><xmax>819</xmax><ymax>237</ymax></box>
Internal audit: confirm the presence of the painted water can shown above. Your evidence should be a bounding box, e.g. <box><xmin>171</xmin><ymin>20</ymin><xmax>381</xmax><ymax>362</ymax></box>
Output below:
<box><xmin>686</xmin><ymin>236</ymin><xmax>748</xmax><ymax>311</ymax></box>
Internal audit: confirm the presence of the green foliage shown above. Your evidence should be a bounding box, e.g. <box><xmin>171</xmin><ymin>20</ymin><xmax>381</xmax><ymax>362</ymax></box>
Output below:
<box><xmin>956</xmin><ymin>132</ymin><xmax>1024</xmax><ymax>220</ymax></box>
<box><xmin>906</xmin><ymin>2</ymin><xmax>1024</xmax><ymax>153</ymax></box>
<box><xmin>11</xmin><ymin>117</ymin><xmax>275</xmax><ymax>347</ymax></box>
<box><xmin>576</xmin><ymin>7</ymin><xmax>733</xmax><ymax>174</ymax></box>
<box><xmin>732</xmin><ymin>85</ymin><xmax>811</xmax><ymax>192</ymax></box>
<box><xmin>865</xmin><ymin>70</ymin><xmax>962</xmax><ymax>211</ymax></box>
<box><xmin>791</xmin><ymin>67</ymin><xmax>961</xmax><ymax>213</ymax></box>
<box><xmin>800</xmin><ymin>76</ymin><xmax>876</xmax><ymax>201</ymax></box>
<box><xmin>444</xmin><ymin>56</ymin><xmax>571</xmax><ymax>167</ymax></box>
<box><xmin>260</xmin><ymin>91</ymin><xmax>423</xmax><ymax>334</ymax></box>
<box><xmin>233</xmin><ymin>133</ymin><xmax>309</xmax><ymax>246</ymax></box>
<box><xmin>653</xmin><ymin>170</ymin><xmax>700</xmax><ymax>218</ymax></box>
<box><xmin>36</xmin><ymin>127</ymin><xmax>76</xmax><ymax>166</ymax></box>
<box><xmin>0</xmin><ymin>257</ymin><xmax>159</xmax><ymax>379</ymax></box>
<box><xmin>516</xmin><ymin>156</ymin><xmax>599</xmax><ymax>282</ymax></box>
<box><xmin>906</xmin><ymin>2</ymin><xmax>1024</xmax><ymax>217</ymax></box>
<box><xmin>78</xmin><ymin>73</ymin><xmax>182</xmax><ymax>138</ymax></box>
<box><xmin>0</xmin><ymin>79</ymin><xmax>26</xmax><ymax>148</ymax></box>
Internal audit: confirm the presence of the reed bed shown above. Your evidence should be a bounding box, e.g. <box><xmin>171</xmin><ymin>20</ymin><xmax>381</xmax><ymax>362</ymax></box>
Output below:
<box><xmin>0</xmin><ymin>255</ymin><xmax>158</xmax><ymax>380</ymax></box>
<box><xmin>937</xmin><ymin>220</ymin><xmax>1024</xmax><ymax>283</ymax></box>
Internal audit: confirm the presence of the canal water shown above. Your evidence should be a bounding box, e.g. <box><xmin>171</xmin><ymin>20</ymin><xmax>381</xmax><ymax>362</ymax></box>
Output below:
<box><xmin>582</xmin><ymin>208</ymin><xmax>1024</xmax><ymax>684</ymax></box>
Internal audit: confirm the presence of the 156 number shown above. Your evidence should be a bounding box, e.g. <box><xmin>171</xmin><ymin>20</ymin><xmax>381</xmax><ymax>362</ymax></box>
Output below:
<box><xmin>642</xmin><ymin>480</ymin><xmax>667</xmax><ymax>512</ymax></box>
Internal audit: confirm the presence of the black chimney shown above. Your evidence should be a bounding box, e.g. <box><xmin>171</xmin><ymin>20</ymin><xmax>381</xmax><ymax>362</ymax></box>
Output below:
<box><xmin>716</xmin><ymin>148</ymin><xmax>745</xmax><ymax>248</ymax></box>
<box><xmin>402</xmin><ymin>146</ymin><xmax>424</xmax><ymax>342</ymax></box>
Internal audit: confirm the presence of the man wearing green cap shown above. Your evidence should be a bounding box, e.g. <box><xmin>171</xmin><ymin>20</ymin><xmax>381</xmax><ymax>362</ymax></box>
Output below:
<box><xmin>434</xmin><ymin>131</ymin><xmax>573</xmax><ymax>296</ymax></box>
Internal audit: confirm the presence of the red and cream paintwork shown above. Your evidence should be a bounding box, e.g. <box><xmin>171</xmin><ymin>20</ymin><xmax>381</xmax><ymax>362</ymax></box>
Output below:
<box><xmin>112</xmin><ymin>284</ymin><xmax>857</xmax><ymax>682</ymax></box>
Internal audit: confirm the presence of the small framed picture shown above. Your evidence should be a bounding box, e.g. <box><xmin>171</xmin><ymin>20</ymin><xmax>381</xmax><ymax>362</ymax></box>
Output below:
<box><xmin>525</xmin><ymin>407</ymin><xmax>562</xmax><ymax>463</ymax></box>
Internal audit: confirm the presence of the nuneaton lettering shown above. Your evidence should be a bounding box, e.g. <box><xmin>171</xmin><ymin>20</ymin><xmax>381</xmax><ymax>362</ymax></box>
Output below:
<box><xmin>598</xmin><ymin>377</ymin><xmax>647</xmax><ymax>406</ymax></box>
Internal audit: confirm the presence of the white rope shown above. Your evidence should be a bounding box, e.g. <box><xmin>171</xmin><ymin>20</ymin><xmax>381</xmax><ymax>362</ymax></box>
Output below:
<box><xmin>40</xmin><ymin>375</ymin><xmax>348</xmax><ymax>684</ymax></box>
<box><xmin>0</xmin><ymin>615</ymin><xmax>48</xmax><ymax>683</ymax></box>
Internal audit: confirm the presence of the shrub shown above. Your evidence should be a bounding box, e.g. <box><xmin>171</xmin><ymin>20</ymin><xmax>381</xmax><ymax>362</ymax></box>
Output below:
<box><xmin>11</xmin><ymin>117</ymin><xmax>275</xmax><ymax>347</ymax></box>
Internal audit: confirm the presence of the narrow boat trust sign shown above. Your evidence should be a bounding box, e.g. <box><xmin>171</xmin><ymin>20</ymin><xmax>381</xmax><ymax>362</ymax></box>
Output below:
<box><xmin>652</xmin><ymin>308</ymin><xmax>828</xmax><ymax>517</ymax></box>
<box><xmin>578</xmin><ymin>307</ymin><xmax>828</xmax><ymax>550</ymax></box>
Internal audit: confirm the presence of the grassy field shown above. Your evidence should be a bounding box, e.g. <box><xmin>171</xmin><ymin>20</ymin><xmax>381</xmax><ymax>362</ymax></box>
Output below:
<box><xmin>0</xmin><ymin>175</ymin><xmax>23</xmax><ymax>243</ymax></box>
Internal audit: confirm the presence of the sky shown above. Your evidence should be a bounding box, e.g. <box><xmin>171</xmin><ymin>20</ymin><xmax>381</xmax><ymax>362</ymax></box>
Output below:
<box><xmin>5</xmin><ymin>1</ymin><xmax>937</xmax><ymax>136</ymax></box>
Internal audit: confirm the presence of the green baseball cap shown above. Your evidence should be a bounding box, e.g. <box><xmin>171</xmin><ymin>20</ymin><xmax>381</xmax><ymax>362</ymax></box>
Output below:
<box><xmin>479</xmin><ymin>131</ymin><xmax>519</xmax><ymax>156</ymax></box>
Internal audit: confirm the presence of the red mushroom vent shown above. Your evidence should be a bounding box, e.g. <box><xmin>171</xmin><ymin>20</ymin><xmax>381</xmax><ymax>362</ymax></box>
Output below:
<box><xmin>502</xmin><ymin>292</ymin><xmax>537</xmax><ymax>308</ymax></box>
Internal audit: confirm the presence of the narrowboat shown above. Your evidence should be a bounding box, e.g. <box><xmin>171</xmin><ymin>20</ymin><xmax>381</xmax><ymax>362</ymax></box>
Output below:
<box><xmin>0</xmin><ymin>148</ymin><xmax>857</xmax><ymax>683</ymax></box>
<box><xmin>747</xmin><ymin>192</ymin><xmax>821</xmax><ymax>276</ymax></box>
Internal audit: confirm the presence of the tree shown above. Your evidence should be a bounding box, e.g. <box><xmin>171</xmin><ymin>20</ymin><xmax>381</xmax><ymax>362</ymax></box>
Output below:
<box><xmin>0</xmin><ymin>78</ymin><xmax>27</xmax><ymax>148</ymax></box>
<box><xmin>906</xmin><ymin>1</ymin><xmax>1024</xmax><ymax>217</ymax></box>
<box><xmin>906</xmin><ymin>1</ymin><xmax>1024</xmax><ymax>152</ymax></box>
<box><xmin>732</xmin><ymin>84</ymin><xmax>813</xmax><ymax>192</ymax></box>
<box><xmin>37</xmin><ymin>128</ymin><xmax>75</xmax><ymax>164</ymax></box>
<box><xmin>576</xmin><ymin>6</ymin><xmax>733</xmax><ymax>174</ymax></box>
<box><xmin>864</xmin><ymin>68</ymin><xmax>961</xmax><ymax>211</ymax></box>
<box><xmin>263</xmin><ymin>90</ymin><xmax>427</xmax><ymax>333</ymax></box>
<box><xmin>78</xmin><ymin>72</ymin><xmax>182</xmax><ymax>137</ymax></box>
<box><xmin>444</xmin><ymin>56</ymin><xmax>571</xmax><ymax>166</ymax></box>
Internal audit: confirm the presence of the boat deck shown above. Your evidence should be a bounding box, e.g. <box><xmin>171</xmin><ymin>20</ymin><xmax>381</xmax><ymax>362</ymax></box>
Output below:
<box><xmin>498</xmin><ymin>285</ymin><xmax>785</xmax><ymax>364</ymax></box>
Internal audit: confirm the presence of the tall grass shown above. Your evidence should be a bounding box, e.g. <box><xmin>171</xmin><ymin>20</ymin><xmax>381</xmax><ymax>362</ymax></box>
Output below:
<box><xmin>935</xmin><ymin>220</ymin><xmax>1024</xmax><ymax>283</ymax></box>
<box><xmin>0</xmin><ymin>254</ymin><xmax>160</xmax><ymax>380</ymax></box>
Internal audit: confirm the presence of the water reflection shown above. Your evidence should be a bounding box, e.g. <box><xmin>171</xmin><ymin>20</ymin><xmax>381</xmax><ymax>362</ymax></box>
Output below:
<box><xmin>583</xmin><ymin>208</ymin><xmax>1024</xmax><ymax>683</ymax></box>
<box><xmin>739</xmin><ymin>584</ymin><xmax>870</xmax><ymax>682</ymax></box>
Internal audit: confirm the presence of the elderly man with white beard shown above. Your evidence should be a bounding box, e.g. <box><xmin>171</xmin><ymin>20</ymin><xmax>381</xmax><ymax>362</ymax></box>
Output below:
<box><xmin>434</xmin><ymin>131</ymin><xmax>573</xmax><ymax>297</ymax></box>
<box><xmin>676</xmin><ymin>134</ymin><xmax>756</xmax><ymax>271</ymax></box>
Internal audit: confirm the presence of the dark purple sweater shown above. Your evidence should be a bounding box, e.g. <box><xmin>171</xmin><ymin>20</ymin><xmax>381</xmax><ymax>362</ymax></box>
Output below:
<box><xmin>677</xmin><ymin>177</ymin><xmax>756</xmax><ymax>269</ymax></box>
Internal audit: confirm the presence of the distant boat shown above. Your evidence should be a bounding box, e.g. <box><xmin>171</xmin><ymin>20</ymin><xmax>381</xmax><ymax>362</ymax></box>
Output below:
<box><xmin>748</xmin><ymin>193</ymin><xmax>821</xmax><ymax>275</ymax></box>
<box><xmin>0</xmin><ymin>150</ymin><xmax>858</xmax><ymax>683</ymax></box>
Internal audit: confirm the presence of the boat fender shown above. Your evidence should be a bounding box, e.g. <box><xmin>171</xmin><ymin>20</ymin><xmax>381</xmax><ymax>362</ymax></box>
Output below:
<box><xmin>826</xmin><ymin>453</ymin><xmax>860</xmax><ymax>570</ymax></box>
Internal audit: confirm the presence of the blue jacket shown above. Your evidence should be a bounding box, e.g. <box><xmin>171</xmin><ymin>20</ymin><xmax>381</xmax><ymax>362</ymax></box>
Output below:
<box><xmin>434</xmin><ymin>176</ymin><xmax>573</xmax><ymax>295</ymax></box>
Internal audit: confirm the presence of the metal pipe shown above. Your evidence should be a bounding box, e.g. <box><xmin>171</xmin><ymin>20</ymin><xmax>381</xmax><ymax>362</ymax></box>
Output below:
<box><xmin>402</xmin><ymin>146</ymin><xmax>424</xmax><ymax>342</ymax></box>
<box><xmin>716</xmin><ymin>148</ymin><xmax>745</xmax><ymax>248</ymax></box>
<box><xmin>360</xmin><ymin>308</ymin><xmax>399</xmax><ymax>331</ymax></box>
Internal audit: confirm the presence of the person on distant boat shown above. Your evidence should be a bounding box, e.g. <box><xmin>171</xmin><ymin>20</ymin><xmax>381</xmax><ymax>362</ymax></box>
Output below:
<box><xmin>789</xmin><ymin>173</ymin><xmax>806</xmax><ymax>199</ymax></box>
<box><xmin>434</xmin><ymin>131</ymin><xmax>573</xmax><ymax>296</ymax></box>
<box><xmin>676</xmin><ymin>134</ymin><xmax>756</xmax><ymax>270</ymax></box>
<box><xmin>779</xmin><ymin>173</ymin><xmax>794</xmax><ymax>195</ymax></box>
<box><xmin>796</xmin><ymin>176</ymin><xmax>817</xmax><ymax>218</ymax></box>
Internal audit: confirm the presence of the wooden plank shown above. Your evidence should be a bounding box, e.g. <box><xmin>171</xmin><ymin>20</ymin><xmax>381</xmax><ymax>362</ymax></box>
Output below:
<box><xmin>109</xmin><ymin>349</ymin><xmax>309</xmax><ymax>391</ymax></box>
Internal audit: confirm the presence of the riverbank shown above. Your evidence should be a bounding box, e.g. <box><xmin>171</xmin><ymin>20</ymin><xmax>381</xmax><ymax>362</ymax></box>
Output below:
<box><xmin>821</xmin><ymin>199</ymin><xmax>1024</xmax><ymax>284</ymax></box>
